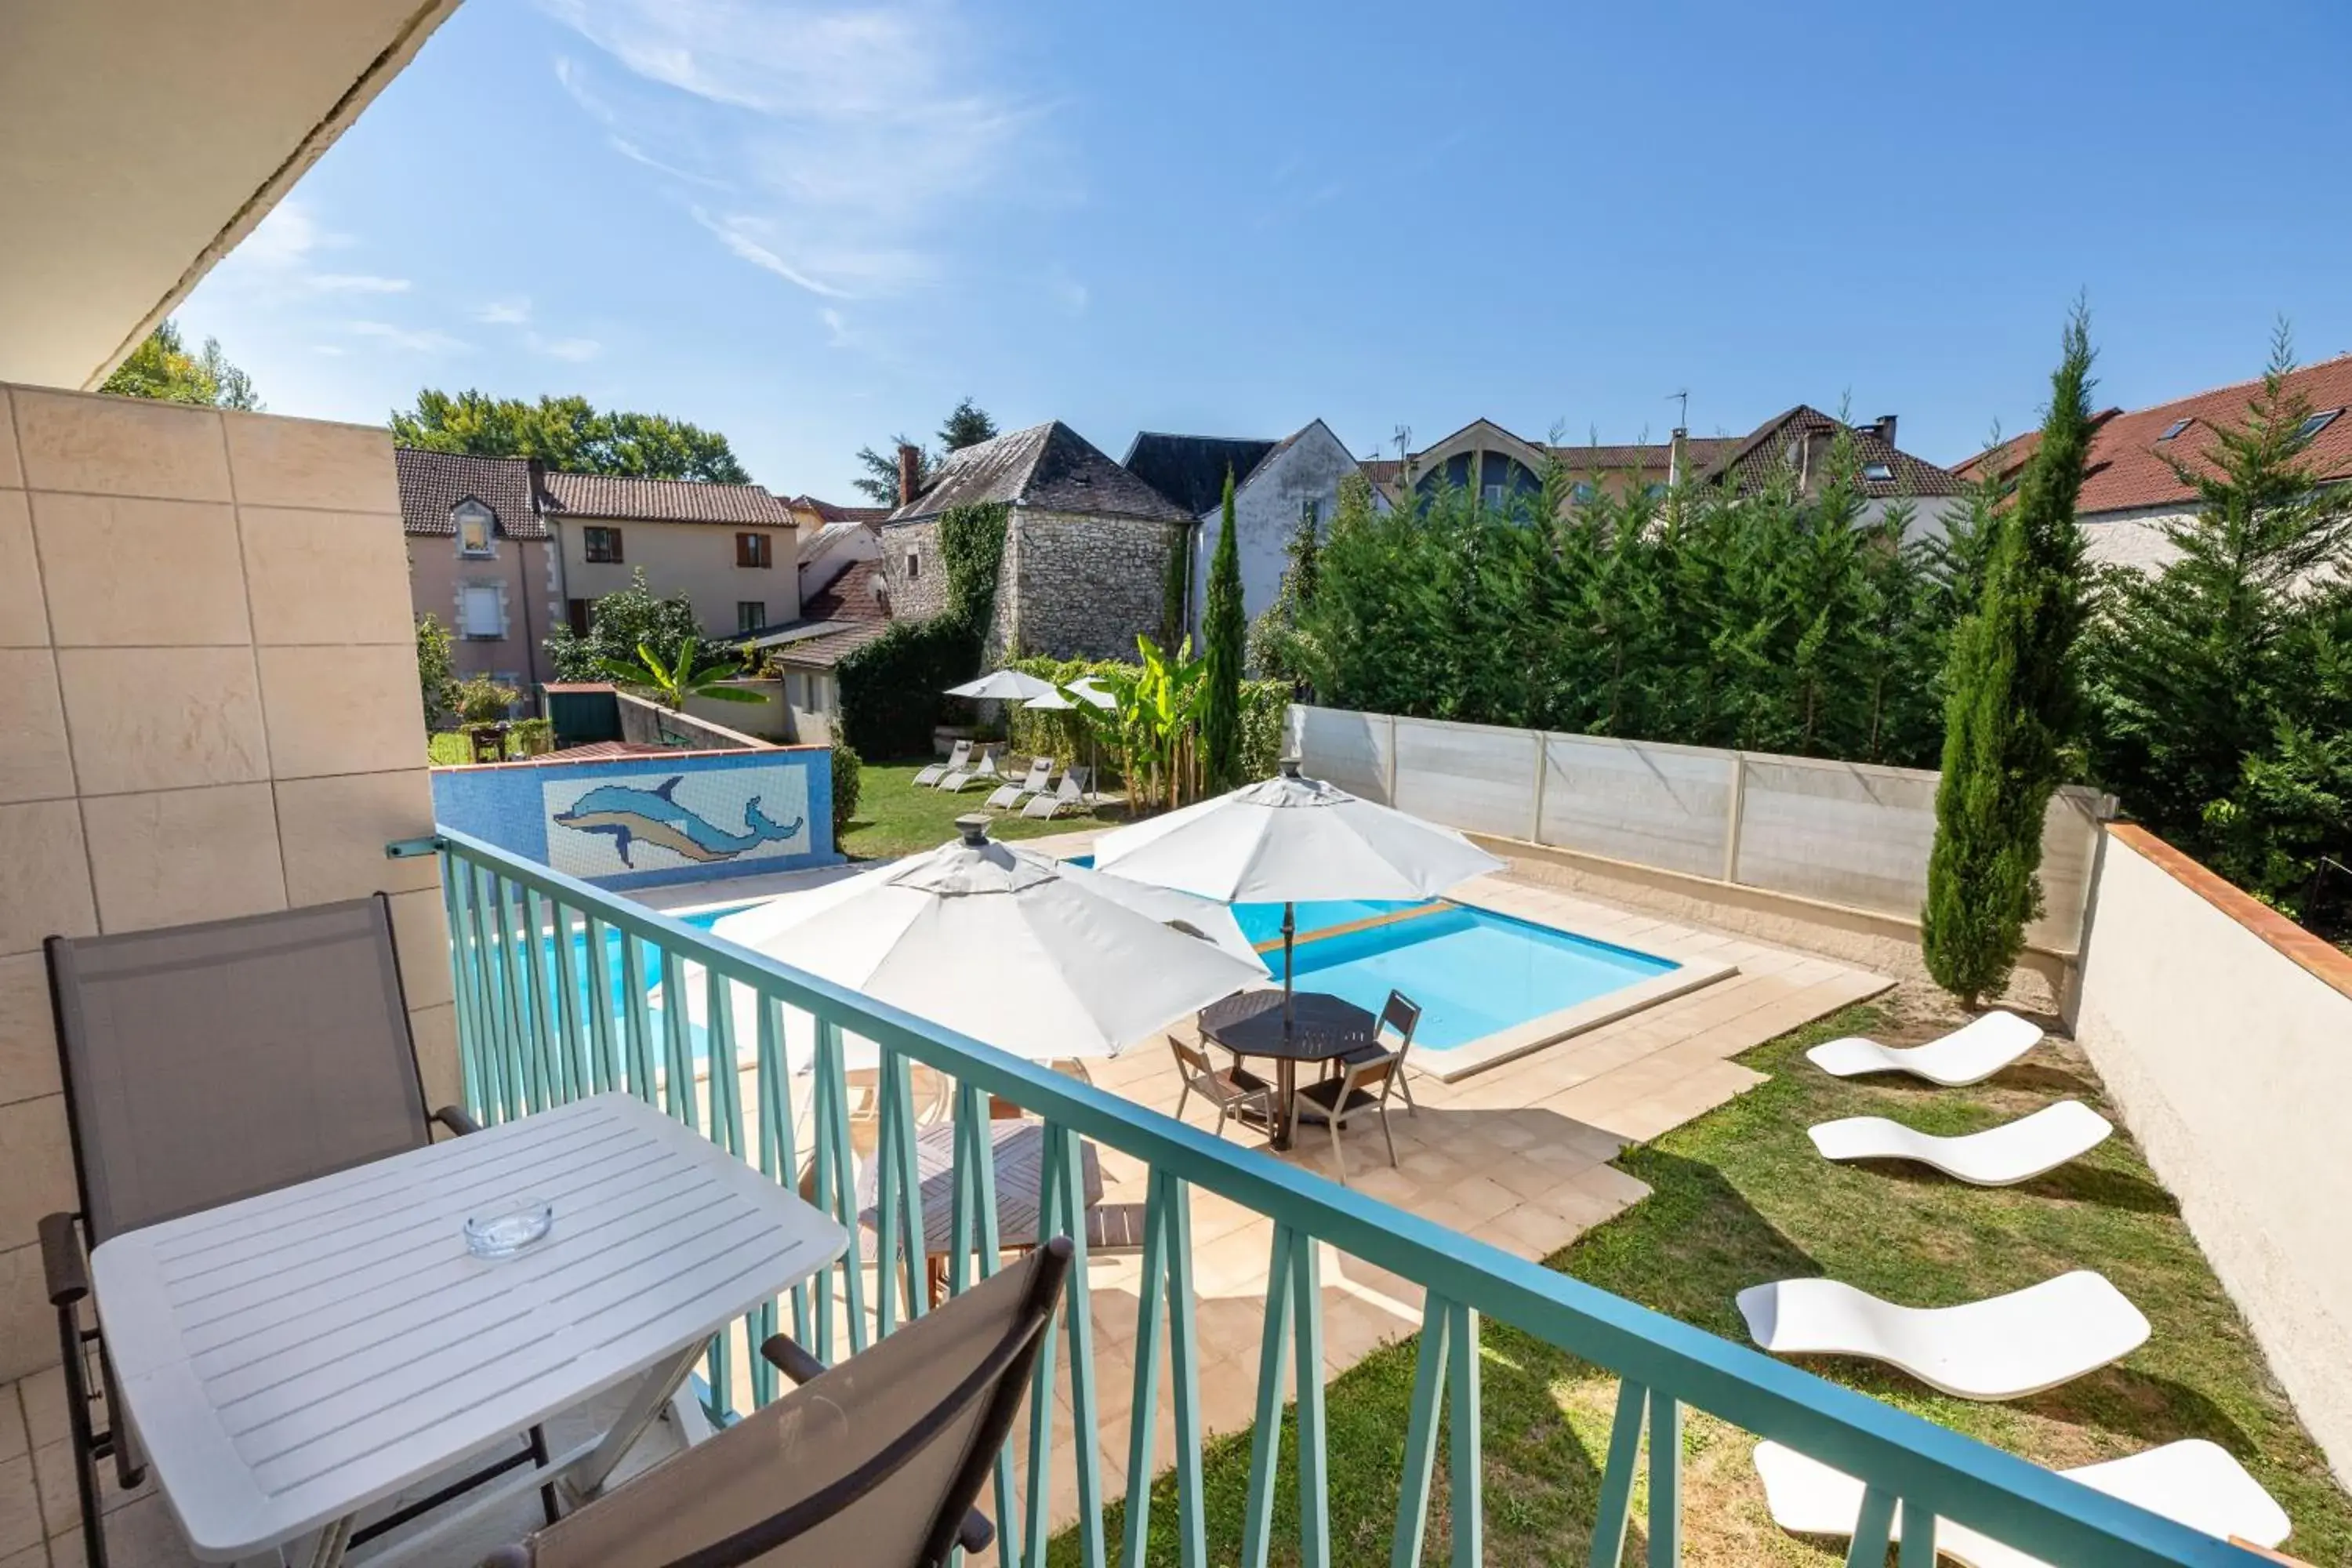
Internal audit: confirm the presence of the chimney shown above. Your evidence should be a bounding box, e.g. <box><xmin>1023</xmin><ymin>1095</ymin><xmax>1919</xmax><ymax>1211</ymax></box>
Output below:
<box><xmin>1668</xmin><ymin>427</ymin><xmax>1689</xmax><ymax>488</ymax></box>
<box><xmin>1873</xmin><ymin>414</ymin><xmax>1898</xmax><ymax>449</ymax></box>
<box><xmin>896</xmin><ymin>442</ymin><xmax>921</xmax><ymax>507</ymax></box>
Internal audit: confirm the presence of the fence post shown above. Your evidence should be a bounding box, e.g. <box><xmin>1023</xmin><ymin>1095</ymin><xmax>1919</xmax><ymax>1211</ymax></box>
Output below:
<box><xmin>1383</xmin><ymin>714</ymin><xmax>1399</xmax><ymax>805</ymax></box>
<box><xmin>1530</xmin><ymin>731</ymin><xmax>1548</xmax><ymax>843</ymax></box>
<box><xmin>1721</xmin><ymin>751</ymin><xmax>1747</xmax><ymax>884</ymax></box>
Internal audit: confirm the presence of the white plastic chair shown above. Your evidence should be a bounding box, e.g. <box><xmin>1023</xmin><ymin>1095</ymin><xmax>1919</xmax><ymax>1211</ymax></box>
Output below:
<box><xmin>911</xmin><ymin>739</ymin><xmax>970</xmax><ymax>789</ymax></box>
<box><xmin>1020</xmin><ymin>768</ymin><xmax>1091</xmax><ymax>819</ymax></box>
<box><xmin>986</xmin><ymin>757</ymin><xmax>1054</xmax><ymax>811</ymax></box>
<box><xmin>1735</xmin><ymin>1270</ymin><xmax>2150</xmax><ymax>1400</ymax></box>
<box><xmin>1806</xmin><ymin>1009</ymin><xmax>2043</xmax><ymax>1086</ymax></box>
<box><xmin>1751</xmin><ymin>1438</ymin><xmax>2292</xmax><ymax>1567</ymax></box>
<box><xmin>1809</xmin><ymin>1100</ymin><xmax>2112</xmax><ymax>1185</ymax></box>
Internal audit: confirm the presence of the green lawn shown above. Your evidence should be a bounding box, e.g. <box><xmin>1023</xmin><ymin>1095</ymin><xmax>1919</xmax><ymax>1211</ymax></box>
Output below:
<box><xmin>841</xmin><ymin>760</ymin><xmax>1130</xmax><ymax>861</ymax></box>
<box><xmin>1059</xmin><ymin>1002</ymin><xmax>2352</xmax><ymax>1566</ymax></box>
<box><xmin>426</xmin><ymin>731</ymin><xmax>473</xmax><ymax>766</ymax></box>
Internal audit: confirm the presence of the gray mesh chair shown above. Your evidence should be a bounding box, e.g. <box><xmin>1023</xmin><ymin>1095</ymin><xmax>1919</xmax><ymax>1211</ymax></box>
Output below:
<box><xmin>482</xmin><ymin>1238</ymin><xmax>1073</xmax><ymax>1568</ymax></box>
<box><xmin>38</xmin><ymin>895</ymin><xmax>499</xmax><ymax>1567</ymax></box>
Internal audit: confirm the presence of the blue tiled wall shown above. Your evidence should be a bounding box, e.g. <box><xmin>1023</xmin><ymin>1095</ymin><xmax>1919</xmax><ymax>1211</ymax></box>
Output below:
<box><xmin>432</xmin><ymin>746</ymin><xmax>840</xmax><ymax>891</ymax></box>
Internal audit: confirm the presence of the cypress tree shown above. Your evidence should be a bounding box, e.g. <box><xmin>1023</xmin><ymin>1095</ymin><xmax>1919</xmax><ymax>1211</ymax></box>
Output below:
<box><xmin>1160</xmin><ymin>517</ymin><xmax>1192</xmax><ymax>648</ymax></box>
<box><xmin>1201</xmin><ymin>466</ymin><xmax>1248</xmax><ymax>787</ymax></box>
<box><xmin>1922</xmin><ymin>306</ymin><xmax>2096</xmax><ymax>1007</ymax></box>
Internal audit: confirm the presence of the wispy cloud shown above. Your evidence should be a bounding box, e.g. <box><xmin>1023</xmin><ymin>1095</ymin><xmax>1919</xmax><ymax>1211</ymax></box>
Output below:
<box><xmin>308</xmin><ymin>274</ymin><xmax>412</xmax><ymax>294</ymax></box>
<box><xmin>474</xmin><ymin>296</ymin><xmax>533</xmax><ymax>325</ymax></box>
<box><xmin>540</xmin><ymin>0</ymin><xmax>1060</xmax><ymax>299</ymax></box>
<box><xmin>534</xmin><ymin>334</ymin><xmax>604</xmax><ymax>362</ymax></box>
<box><xmin>349</xmin><ymin>321</ymin><xmax>474</xmax><ymax>354</ymax></box>
<box><xmin>820</xmin><ymin>307</ymin><xmax>854</xmax><ymax>348</ymax></box>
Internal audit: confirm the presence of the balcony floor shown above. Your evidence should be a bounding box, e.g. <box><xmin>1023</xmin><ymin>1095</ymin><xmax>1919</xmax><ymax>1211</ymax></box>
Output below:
<box><xmin>9</xmin><ymin>870</ymin><xmax>1889</xmax><ymax>1566</ymax></box>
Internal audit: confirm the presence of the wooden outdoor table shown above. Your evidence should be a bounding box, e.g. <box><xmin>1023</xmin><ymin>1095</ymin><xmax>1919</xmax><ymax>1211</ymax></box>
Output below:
<box><xmin>855</xmin><ymin>1120</ymin><xmax>1105</xmax><ymax>1300</ymax></box>
<box><xmin>1198</xmin><ymin>989</ymin><xmax>1380</xmax><ymax>1151</ymax></box>
<box><xmin>89</xmin><ymin>1092</ymin><xmax>848</xmax><ymax>1566</ymax></box>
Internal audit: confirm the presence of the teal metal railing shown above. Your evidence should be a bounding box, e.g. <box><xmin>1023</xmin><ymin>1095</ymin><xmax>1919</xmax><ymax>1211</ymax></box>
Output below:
<box><xmin>420</xmin><ymin>826</ymin><xmax>2267</xmax><ymax>1567</ymax></box>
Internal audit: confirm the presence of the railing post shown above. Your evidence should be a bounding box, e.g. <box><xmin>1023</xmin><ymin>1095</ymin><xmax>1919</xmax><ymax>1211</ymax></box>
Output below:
<box><xmin>1646</xmin><ymin>1392</ymin><xmax>1681</xmax><ymax>1567</ymax></box>
<box><xmin>1588</xmin><ymin>1378</ymin><xmax>1646</xmax><ymax>1568</ymax></box>
<box><xmin>1240</xmin><ymin>1224</ymin><xmax>1300</xmax><ymax>1568</ymax></box>
<box><xmin>1390</xmin><ymin>1301</ymin><xmax>1450</xmax><ymax>1568</ymax></box>
<box><xmin>1445</xmin><ymin>1301</ymin><xmax>1480</xmax><ymax>1568</ymax></box>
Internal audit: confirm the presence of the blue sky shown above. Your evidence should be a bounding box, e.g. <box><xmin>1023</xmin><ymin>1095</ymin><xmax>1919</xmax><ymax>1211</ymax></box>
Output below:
<box><xmin>180</xmin><ymin>0</ymin><xmax>2352</xmax><ymax>497</ymax></box>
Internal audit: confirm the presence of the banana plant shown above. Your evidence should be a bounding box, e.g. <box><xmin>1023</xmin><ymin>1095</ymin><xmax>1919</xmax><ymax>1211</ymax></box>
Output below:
<box><xmin>595</xmin><ymin>637</ymin><xmax>768</xmax><ymax>711</ymax></box>
<box><xmin>1079</xmin><ymin>636</ymin><xmax>1207</xmax><ymax>811</ymax></box>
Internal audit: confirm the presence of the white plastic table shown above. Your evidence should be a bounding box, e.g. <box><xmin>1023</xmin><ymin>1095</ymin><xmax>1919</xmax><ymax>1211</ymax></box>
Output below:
<box><xmin>91</xmin><ymin>1092</ymin><xmax>848</xmax><ymax>1566</ymax></box>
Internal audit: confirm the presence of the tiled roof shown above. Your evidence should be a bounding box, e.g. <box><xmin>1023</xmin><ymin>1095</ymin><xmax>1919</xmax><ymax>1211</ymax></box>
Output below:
<box><xmin>889</xmin><ymin>421</ymin><xmax>1193</xmax><ymax>524</ymax></box>
<box><xmin>761</xmin><ymin>618</ymin><xmax>895</xmax><ymax>668</ymax></box>
<box><xmin>786</xmin><ymin>495</ymin><xmax>891</xmax><ymax>524</ymax></box>
<box><xmin>802</xmin><ymin>558</ymin><xmax>888</xmax><ymax>622</ymax></box>
<box><xmin>1122</xmin><ymin>433</ymin><xmax>1279</xmax><ymax>516</ymax></box>
<box><xmin>394</xmin><ymin>448</ymin><xmax>547</xmax><ymax>539</ymax></box>
<box><xmin>1699</xmin><ymin>406</ymin><xmax>1964</xmax><ymax>499</ymax></box>
<box><xmin>1954</xmin><ymin>352</ymin><xmax>2352</xmax><ymax>517</ymax></box>
<box><xmin>1362</xmin><ymin>436</ymin><xmax>1744</xmax><ymax>493</ymax></box>
<box><xmin>540</xmin><ymin>470</ymin><xmax>795</xmax><ymax>526</ymax></box>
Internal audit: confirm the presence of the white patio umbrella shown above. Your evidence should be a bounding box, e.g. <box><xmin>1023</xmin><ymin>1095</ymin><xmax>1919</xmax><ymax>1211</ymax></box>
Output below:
<box><xmin>944</xmin><ymin>668</ymin><xmax>1058</xmax><ymax>701</ymax></box>
<box><xmin>1090</xmin><ymin>758</ymin><xmax>1505</xmax><ymax>1031</ymax></box>
<box><xmin>1024</xmin><ymin>678</ymin><xmax>1116</xmax><ymax>799</ymax></box>
<box><xmin>688</xmin><ymin>816</ymin><xmax>1267</xmax><ymax>1071</ymax></box>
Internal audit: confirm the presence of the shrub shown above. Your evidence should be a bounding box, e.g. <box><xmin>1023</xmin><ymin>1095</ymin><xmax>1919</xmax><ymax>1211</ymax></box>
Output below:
<box><xmin>452</xmin><ymin>675</ymin><xmax>520</xmax><ymax>726</ymax></box>
<box><xmin>543</xmin><ymin>568</ymin><xmax>699</xmax><ymax>682</ymax></box>
<box><xmin>510</xmin><ymin>717</ymin><xmax>555</xmax><ymax>757</ymax></box>
<box><xmin>829</xmin><ymin>736</ymin><xmax>863</xmax><ymax>839</ymax></box>
<box><xmin>838</xmin><ymin>503</ymin><xmax>1008</xmax><ymax>757</ymax></box>
<box><xmin>416</xmin><ymin>613</ymin><xmax>456</xmax><ymax>727</ymax></box>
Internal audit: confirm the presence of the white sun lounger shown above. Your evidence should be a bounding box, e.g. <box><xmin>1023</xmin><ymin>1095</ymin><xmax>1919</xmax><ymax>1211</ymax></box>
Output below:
<box><xmin>986</xmin><ymin>756</ymin><xmax>1054</xmax><ymax>810</ymax></box>
<box><xmin>1809</xmin><ymin>1099</ymin><xmax>2114</xmax><ymax>1185</ymax></box>
<box><xmin>1735</xmin><ymin>1271</ymin><xmax>2149</xmax><ymax>1400</ymax></box>
<box><xmin>1806</xmin><ymin>1009</ymin><xmax>2043</xmax><ymax>1086</ymax></box>
<box><xmin>911</xmin><ymin>739</ymin><xmax>970</xmax><ymax>788</ymax></box>
<box><xmin>1751</xmin><ymin>1438</ymin><xmax>2292</xmax><ymax>1567</ymax></box>
<box><xmin>1020</xmin><ymin>767</ymin><xmax>1091</xmax><ymax>819</ymax></box>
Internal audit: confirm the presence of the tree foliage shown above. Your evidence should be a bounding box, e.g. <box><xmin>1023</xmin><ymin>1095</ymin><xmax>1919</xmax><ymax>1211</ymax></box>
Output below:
<box><xmin>1201</xmin><ymin>467</ymin><xmax>1248</xmax><ymax>788</ymax></box>
<box><xmin>837</xmin><ymin>503</ymin><xmax>1011</xmax><ymax>757</ymax></box>
<box><xmin>1293</xmin><ymin>437</ymin><xmax>1957</xmax><ymax>763</ymax></box>
<box><xmin>415</xmin><ymin>612</ymin><xmax>456</xmax><ymax>728</ymax></box>
<box><xmin>938</xmin><ymin>397</ymin><xmax>997</xmax><ymax>452</ymax></box>
<box><xmin>390</xmin><ymin>390</ymin><xmax>749</xmax><ymax>482</ymax></box>
<box><xmin>543</xmin><ymin>568</ymin><xmax>702</xmax><ymax>681</ymax></box>
<box><xmin>1250</xmin><ymin>474</ymin><xmax>1341</xmax><ymax>689</ymax></box>
<box><xmin>101</xmin><ymin>319</ymin><xmax>260</xmax><ymax>409</ymax></box>
<box><xmin>2085</xmin><ymin>322</ymin><xmax>2352</xmax><ymax>924</ymax></box>
<box><xmin>596</xmin><ymin>636</ymin><xmax>764</xmax><ymax>710</ymax></box>
<box><xmin>1922</xmin><ymin>308</ymin><xmax>2096</xmax><ymax>1006</ymax></box>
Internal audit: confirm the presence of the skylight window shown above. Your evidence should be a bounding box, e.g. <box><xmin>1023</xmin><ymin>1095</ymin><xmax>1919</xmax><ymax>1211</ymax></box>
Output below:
<box><xmin>1861</xmin><ymin>462</ymin><xmax>1894</xmax><ymax>482</ymax></box>
<box><xmin>2158</xmin><ymin>417</ymin><xmax>2192</xmax><ymax>441</ymax></box>
<box><xmin>2297</xmin><ymin>408</ymin><xmax>2343</xmax><ymax>441</ymax></box>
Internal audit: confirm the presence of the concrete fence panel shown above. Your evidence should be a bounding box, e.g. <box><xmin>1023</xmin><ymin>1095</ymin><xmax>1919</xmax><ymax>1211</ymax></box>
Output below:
<box><xmin>1286</xmin><ymin>704</ymin><xmax>1392</xmax><ymax>802</ymax></box>
<box><xmin>1732</xmin><ymin>754</ymin><xmax>1942</xmax><ymax>916</ymax></box>
<box><xmin>1537</xmin><ymin>735</ymin><xmax>1730</xmax><ymax>880</ymax></box>
<box><xmin>1391</xmin><ymin>717</ymin><xmax>1543</xmax><ymax>840</ymax></box>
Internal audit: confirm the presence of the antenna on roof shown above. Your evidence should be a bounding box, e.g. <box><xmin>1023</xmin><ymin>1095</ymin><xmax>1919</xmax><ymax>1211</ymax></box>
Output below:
<box><xmin>1667</xmin><ymin>389</ymin><xmax>1689</xmax><ymax>430</ymax></box>
<box><xmin>1392</xmin><ymin>424</ymin><xmax>1411</xmax><ymax>461</ymax></box>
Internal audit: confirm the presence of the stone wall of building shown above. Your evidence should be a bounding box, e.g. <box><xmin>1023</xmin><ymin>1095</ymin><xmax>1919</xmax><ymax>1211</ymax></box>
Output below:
<box><xmin>877</xmin><ymin>517</ymin><xmax>949</xmax><ymax>622</ymax></box>
<box><xmin>1011</xmin><ymin>508</ymin><xmax>1178</xmax><ymax>659</ymax></box>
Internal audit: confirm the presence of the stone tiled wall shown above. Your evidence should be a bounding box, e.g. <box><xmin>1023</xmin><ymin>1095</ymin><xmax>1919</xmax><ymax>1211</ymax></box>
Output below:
<box><xmin>1009</xmin><ymin>509</ymin><xmax>1177</xmax><ymax>659</ymax></box>
<box><xmin>0</xmin><ymin>384</ymin><xmax>452</xmax><ymax>1380</ymax></box>
<box><xmin>877</xmin><ymin>517</ymin><xmax>948</xmax><ymax>622</ymax></box>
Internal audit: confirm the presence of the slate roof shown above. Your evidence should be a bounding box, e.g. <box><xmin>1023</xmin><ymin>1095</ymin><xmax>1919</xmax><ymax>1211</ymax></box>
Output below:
<box><xmin>1361</xmin><ymin>434</ymin><xmax>1744</xmax><ymax>495</ymax></box>
<box><xmin>802</xmin><ymin>559</ymin><xmax>888</xmax><ymax>623</ymax></box>
<box><xmin>539</xmin><ymin>470</ymin><xmax>795</xmax><ymax>526</ymax></box>
<box><xmin>394</xmin><ymin>448</ymin><xmax>548</xmax><ymax>539</ymax></box>
<box><xmin>1699</xmin><ymin>406</ymin><xmax>1964</xmax><ymax>499</ymax></box>
<box><xmin>1953</xmin><ymin>352</ymin><xmax>2352</xmax><ymax>517</ymax></box>
<box><xmin>888</xmin><ymin>421</ymin><xmax>1193</xmax><ymax>524</ymax></box>
<box><xmin>786</xmin><ymin>495</ymin><xmax>891</xmax><ymax>524</ymax></box>
<box><xmin>757</xmin><ymin>618</ymin><xmax>895</xmax><ymax>668</ymax></box>
<box><xmin>1122</xmin><ymin>433</ymin><xmax>1279</xmax><ymax>516</ymax></box>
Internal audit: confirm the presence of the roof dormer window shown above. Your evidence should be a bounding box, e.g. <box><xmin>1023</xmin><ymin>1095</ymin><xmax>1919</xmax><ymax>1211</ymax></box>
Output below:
<box><xmin>2297</xmin><ymin>408</ymin><xmax>2343</xmax><ymax>441</ymax></box>
<box><xmin>1861</xmin><ymin>462</ymin><xmax>1894</xmax><ymax>482</ymax></box>
<box><xmin>453</xmin><ymin>500</ymin><xmax>495</xmax><ymax>557</ymax></box>
<box><xmin>2158</xmin><ymin>417</ymin><xmax>2193</xmax><ymax>441</ymax></box>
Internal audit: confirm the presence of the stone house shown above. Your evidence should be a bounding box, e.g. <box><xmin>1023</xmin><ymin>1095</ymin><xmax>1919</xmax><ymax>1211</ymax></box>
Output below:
<box><xmin>539</xmin><ymin>470</ymin><xmax>801</xmax><ymax>641</ymax></box>
<box><xmin>882</xmin><ymin>420</ymin><xmax>1193</xmax><ymax>659</ymax></box>
<box><xmin>1123</xmin><ymin>419</ymin><xmax>1367</xmax><ymax>641</ymax></box>
<box><xmin>395</xmin><ymin>448</ymin><xmax>561</xmax><ymax>695</ymax></box>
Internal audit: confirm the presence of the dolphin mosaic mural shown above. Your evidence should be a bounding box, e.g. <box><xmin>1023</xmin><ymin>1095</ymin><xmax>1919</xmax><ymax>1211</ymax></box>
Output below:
<box><xmin>552</xmin><ymin>775</ymin><xmax>804</xmax><ymax>867</ymax></box>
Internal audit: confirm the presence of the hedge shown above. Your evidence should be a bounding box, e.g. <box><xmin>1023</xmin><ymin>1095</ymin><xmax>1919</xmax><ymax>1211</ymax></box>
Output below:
<box><xmin>836</xmin><ymin>503</ymin><xmax>1008</xmax><ymax>758</ymax></box>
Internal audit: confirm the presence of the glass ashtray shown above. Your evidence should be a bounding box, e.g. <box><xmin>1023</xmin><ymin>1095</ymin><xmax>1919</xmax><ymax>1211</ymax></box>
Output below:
<box><xmin>465</xmin><ymin>1199</ymin><xmax>554</xmax><ymax>1259</ymax></box>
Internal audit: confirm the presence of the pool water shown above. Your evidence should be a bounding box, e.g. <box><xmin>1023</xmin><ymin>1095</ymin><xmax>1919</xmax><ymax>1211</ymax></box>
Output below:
<box><xmin>1286</xmin><ymin>905</ymin><xmax>1675</xmax><ymax>1049</ymax></box>
<box><xmin>611</xmin><ymin>874</ymin><xmax>1678</xmax><ymax>1061</ymax></box>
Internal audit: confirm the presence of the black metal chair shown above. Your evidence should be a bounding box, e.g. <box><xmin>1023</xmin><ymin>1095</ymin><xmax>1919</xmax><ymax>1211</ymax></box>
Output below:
<box><xmin>38</xmin><ymin>895</ymin><xmax>524</xmax><ymax>1567</ymax></box>
<box><xmin>481</xmin><ymin>1238</ymin><xmax>1074</xmax><ymax>1568</ymax></box>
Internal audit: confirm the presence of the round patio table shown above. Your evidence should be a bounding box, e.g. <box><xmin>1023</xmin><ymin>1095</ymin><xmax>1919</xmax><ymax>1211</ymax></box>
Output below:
<box><xmin>1197</xmin><ymin>989</ymin><xmax>1379</xmax><ymax>1151</ymax></box>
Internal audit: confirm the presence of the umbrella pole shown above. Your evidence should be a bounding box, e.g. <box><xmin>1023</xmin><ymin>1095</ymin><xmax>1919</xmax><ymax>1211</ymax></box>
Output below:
<box><xmin>1281</xmin><ymin>901</ymin><xmax>1295</xmax><ymax>1036</ymax></box>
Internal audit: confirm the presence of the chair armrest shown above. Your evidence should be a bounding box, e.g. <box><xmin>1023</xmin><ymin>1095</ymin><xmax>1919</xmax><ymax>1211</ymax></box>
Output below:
<box><xmin>758</xmin><ymin>1333</ymin><xmax>828</xmax><ymax>1388</ymax></box>
<box><xmin>759</xmin><ymin>1332</ymin><xmax>994</xmax><ymax>1554</ymax></box>
<box><xmin>432</xmin><ymin>1105</ymin><xmax>481</xmax><ymax>1138</ymax></box>
<box><xmin>39</xmin><ymin>1214</ymin><xmax>88</xmax><ymax>1307</ymax></box>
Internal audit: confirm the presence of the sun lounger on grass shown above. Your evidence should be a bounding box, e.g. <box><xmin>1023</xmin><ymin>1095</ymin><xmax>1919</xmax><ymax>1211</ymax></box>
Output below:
<box><xmin>1809</xmin><ymin>1099</ymin><xmax>2113</xmax><ymax>1185</ymax></box>
<box><xmin>1020</xmin><ymin>766</ymin><xmax>1091</xmax><ymax>819</ymax></box>
<box><xmin>1751</xmin><ymin>1438</ymin><xmax>2292</xmax><ymax>1567</ymax></box>
<box><xmin>912</xmin><ymin>739</ymin><xmax>970</xmax><ymax>788</ymax></box>
<box><xmin>1805</xmin><ymin>1008</ymin><xmax>2043</xmax><ymax>1085</ymax></box>
<box><xmin>986</xmin><ymin>756</ymin><xmax>1054</xmax><ymax>810</ymax></box>
<box><xmin>1735</xmin><ymin>1270</ymin><xmax>2149</xmax><ymax>1400</ymax></box>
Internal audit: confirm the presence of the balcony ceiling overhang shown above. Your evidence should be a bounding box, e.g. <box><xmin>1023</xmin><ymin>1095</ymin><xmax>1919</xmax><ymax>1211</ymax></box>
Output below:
<box><xmin>0</xmin><ymin>0</ymin><xmax>460</xmax><ymax>391</ymax></box>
